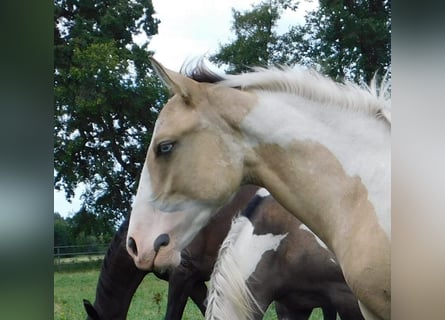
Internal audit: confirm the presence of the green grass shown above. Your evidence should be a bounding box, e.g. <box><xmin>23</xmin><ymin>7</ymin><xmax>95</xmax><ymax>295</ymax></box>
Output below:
<box><xmin>54</xmin><ymin>268</ymin><xmax>324</xmax><ymax>319</ymax></box>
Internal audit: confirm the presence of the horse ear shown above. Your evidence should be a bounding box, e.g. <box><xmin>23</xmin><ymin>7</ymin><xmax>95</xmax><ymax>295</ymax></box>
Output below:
<box><xmin>150</xmin><ymin>57</ymin><xmax>196</xmax><ymax>106</ymax></box>
<box><xmin>83</xmin><ymin>299</ymin><xmax>100</xmax><ymax>320</ymax></box>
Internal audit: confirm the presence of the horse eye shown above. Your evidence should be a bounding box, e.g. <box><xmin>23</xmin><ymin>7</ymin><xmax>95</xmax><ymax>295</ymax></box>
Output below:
<box><xmin>157</xmin><ymin>141</ymin><xmax>175</xmax><ymax>156</ymax></box>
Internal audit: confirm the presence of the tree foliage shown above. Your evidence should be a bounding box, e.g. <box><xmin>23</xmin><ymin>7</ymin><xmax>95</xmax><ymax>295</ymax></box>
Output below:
<box><xmin>54</xmin><ymin>212</ymin><xmax>73</xmax><ymax>247</ymax></box>
<box><xmin>54</xmin><ymin>0</ymin><xmax>167</xmax><ymax>226</ymax></box>
<box><xmin>54</xmin><ymin>211</ymin><xmax>114</xmax><ymax>249</ymax></box>
<box><xmin>212</xmin><ymin>0</ymin><xmax>391</xmax><ymax>83</ymax></box>
<box><xmin>301</xmin><ymin>0</ymin><xmax>391</xmax><ymax>82</ymax></box>
<box><xmin>211</xmin><ymin>0</ymin><xmax>299</xmax><ymax>73</ymax></box>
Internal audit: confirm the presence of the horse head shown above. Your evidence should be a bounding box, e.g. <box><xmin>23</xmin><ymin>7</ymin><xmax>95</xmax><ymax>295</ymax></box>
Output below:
<box><xmin>126</xmin><ymin>59</ymin><xmax>256</xmax><ymax>272</ymax></box>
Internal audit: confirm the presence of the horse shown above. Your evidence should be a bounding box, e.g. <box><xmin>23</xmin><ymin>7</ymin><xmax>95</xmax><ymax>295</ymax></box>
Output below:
<box><xmin>83</xmin><ymin>219</ymin><xmax>150</xmax><ymax>320</ymax></box>
<box><xmin>83</xmin><ymin>186</ymin><xmax>359</xmax><ymax>320</ymax></box>
<box><xmin>83</xmin><ymin>185</ymin><xmax>259</xmax><ymax>319</ymax></box>
<box><xmin>206</xmin><ymin>188</ymin><xmax>364</xmax><ymax>320</ymax></box>
<box><xmin>125</xmin><ymin>59</ymin><xmax>391</xmax><ymax>320</ymax></box>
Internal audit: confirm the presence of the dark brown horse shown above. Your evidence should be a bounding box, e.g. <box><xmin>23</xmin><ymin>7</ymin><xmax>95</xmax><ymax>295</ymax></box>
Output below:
<box><xmin>206</xmin><ymin>189</ymin><xmax>364</xmax><ymax>320</ymax></box>
<box><xmin>83</xmin><ymin>218</ymin><xmax>150</xmax><ymax>320</ymax></box>
<box><xmin>83</xmin><ymin>185</ymin><xmax>259</xmax><ymax>320</ymax></box>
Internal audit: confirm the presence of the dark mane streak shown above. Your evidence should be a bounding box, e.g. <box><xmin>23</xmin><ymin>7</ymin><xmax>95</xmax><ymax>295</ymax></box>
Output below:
<box><xmin>181</xmin><ymin>60</ymin><xmax>225</xmax><ymax>84</ymax></box>
<box><xmin>241</xmin><ymin>194</ymin><xmax>265</xmax><ymax>221</ymax></box>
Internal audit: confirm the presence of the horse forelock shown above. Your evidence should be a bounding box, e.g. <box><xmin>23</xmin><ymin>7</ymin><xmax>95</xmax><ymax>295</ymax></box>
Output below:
<box><xmin>181</xmin><ymin>59</ymin><xmax>225</xmax><ymax>84</ymax></box>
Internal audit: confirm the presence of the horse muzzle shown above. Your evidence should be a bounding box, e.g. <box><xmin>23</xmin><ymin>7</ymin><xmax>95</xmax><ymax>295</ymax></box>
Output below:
<box><xmin>126</xmin><ymin>233</ymin><xmax>181</xmax><ymax>272</ymax></box>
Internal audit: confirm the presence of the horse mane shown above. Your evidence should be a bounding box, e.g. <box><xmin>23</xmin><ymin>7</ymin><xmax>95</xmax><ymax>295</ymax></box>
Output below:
<box><xmin>182</xmin><ymin>60</ymin><xmax>391</xmax><ymax>125</ymax></box>
<box><xmin>206</xmin><ymin>215</ymin><xmax>264</xmax><ymax>320</ymax></box>
<box><xmin>241</xmin><ymin>193</ymin><xmax>266</xmax><ymax>221</ymax></box>
<box><xmin>181</xmin><ymin>59</ymin><xmax>225</xmax><ymax>84</ymax></box>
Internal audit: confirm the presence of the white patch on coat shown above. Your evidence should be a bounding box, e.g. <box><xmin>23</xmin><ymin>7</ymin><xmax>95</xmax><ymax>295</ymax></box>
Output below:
<box><xmin>255</xmin><ymin>188</ymin><xmax>270</xmax><ymax>198</ymax></box>
<box><xmin>241</xmin><ymin>90</ymin><xmax>390</xmax><ymax>239</ymax></box>
<box><xmin>224</xmin><ymin>67</ymin><xmax>390</xmax><ymax>239</ymax></box>
<box><xmin>232</xmin><ymin>216</ymin><xmax>287</xmax><ymax>280</ymax></box>
<box><xmin>206</xmin><ymin>216</ymin><xmax>287</xmax><ymax>320</ymax></box>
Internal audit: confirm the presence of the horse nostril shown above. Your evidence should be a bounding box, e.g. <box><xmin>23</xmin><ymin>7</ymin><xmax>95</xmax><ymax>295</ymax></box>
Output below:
<box><xmin>127</xmin><ymin>237</ymin><xmax>138</xmax><ymax>256</ymax></box>
<box><xmin>154</xmin><ymin>233</ymin><xmax>170</xmax><ymax>252</ymax></box>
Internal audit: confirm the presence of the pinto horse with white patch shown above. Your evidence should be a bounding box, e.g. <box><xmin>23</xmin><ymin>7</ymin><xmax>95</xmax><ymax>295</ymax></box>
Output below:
<box><xmin>206</xmin><ymin>189</ymin><xmax>364</xmax><ymax>320</ymax></box>
<box><xmin>83</xmin><ymin>186</ymin><xmax>359</xmax><ymax>319</ymax></box>
<box><xmin>126</xmin><ymin>59</ymin><xmax>391</xmax><ymax>320</ymax></box>
<box><xmin>84</xmin><ymin>185</ymin><xmax>259</xmax><ymax>320</ymax></box>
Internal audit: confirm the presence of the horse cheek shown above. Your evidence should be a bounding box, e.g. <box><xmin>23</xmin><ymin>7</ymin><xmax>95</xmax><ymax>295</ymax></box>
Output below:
<box><xmin>210</xmin><ymin>149</ymin><xmax>243</xmax><ymax>203</ymax></box>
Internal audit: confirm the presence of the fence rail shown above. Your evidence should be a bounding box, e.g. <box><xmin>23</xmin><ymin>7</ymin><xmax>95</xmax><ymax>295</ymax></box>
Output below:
<box><xmin>54</xmin><ymin>243</ymin><xmax>109</xmax><ymax>265</ymax></box>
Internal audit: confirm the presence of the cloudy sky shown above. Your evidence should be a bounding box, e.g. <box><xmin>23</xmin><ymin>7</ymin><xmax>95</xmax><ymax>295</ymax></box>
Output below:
<box><xmin>146</xmin><ymin>0</ymin><xmax>316</xmax><ymax>70</ymax></box>
<box><xmin>54</xmin><ymin>0</ymin><xmax>317</xmax><ymax>217</ymax></box>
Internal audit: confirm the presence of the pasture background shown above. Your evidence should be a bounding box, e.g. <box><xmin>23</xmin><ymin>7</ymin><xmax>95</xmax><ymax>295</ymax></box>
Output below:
<box><xmin>54</xmin><ymin>265</ymin><xmax>325</xmax><ymax>319</ymax></box>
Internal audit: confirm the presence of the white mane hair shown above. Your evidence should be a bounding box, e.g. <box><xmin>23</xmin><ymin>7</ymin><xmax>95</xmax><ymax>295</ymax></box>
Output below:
<box><xmin>219</xmin><ymin>66</ymin><xmax>391</xmax><ymax>125</ymax></box>
<box><xmin>205</xmin><ymin>215</ymin><xmax>263</xmax><ymax>320</ymax></box>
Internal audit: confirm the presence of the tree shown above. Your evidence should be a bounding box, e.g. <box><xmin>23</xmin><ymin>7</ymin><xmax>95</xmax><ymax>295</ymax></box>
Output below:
<box><xmin>67</xmin><ymin>207</ymin><xmax>115</xmax><ymax>245</ymax></box>
<box><xmin>212</xmin><ymin>0</ymin><xmax>391</xmax><ymax>83</ymax></box>
<box><xmin>291</xmin><ymin>0</ymin><xmax>391</xmax><ymax>82</ymax></box>
<box><xmin>211</xmin><ymin>0</ymin><xmax>299</xmax><ymax>73</ymax></box>
<box><xmin>54</xmin><ymin>0</ymin><xmax>167</xmax><ymax>226</ymax></box>
<box><xmin>54</xmin><ymin>212</ymin><xmax>73</xmax><ymax>247</ymax></box>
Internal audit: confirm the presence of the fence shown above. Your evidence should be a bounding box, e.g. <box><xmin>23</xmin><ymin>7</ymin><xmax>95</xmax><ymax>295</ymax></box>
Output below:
<box><xmin>54</xmin><ymin>243</ymin><xmax>109</xmax><ymax>265</ymax></box>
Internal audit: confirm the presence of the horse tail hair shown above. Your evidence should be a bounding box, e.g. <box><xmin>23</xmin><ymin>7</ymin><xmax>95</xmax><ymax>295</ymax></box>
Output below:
<box><xmin>205</xmin><ymin>215</ymin><xmax>264</xmax><ymax>320</ymax></box>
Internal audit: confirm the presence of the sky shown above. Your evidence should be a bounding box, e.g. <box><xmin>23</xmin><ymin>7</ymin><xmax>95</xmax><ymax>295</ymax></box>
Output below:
<box><xmin>145</xmin><ymin>0</ymin><xmax>317</xmax><ymax>71</ymax></box>
<box><xmin>54</xmin><ymin>0</ymin><xmax>318</xmax><ymax>218</ymax></box>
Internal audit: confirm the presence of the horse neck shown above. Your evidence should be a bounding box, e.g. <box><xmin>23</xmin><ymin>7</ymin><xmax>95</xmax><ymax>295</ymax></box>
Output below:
<box><xmin>240</xmin><ymin>92</ymin><xmax>391</xmax><ymax>254</ymax></box>
<box><xmin>94</xmin><ymin>222</ymin><xmax>148</xmax><ymax>318</ymax></box>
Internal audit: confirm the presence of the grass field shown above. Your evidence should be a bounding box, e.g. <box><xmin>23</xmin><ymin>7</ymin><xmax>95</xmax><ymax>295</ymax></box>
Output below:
<box><xmin>54</xmin><ymin>267</ymin><xmax>324</xmax><ymax>319</ymax></box>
